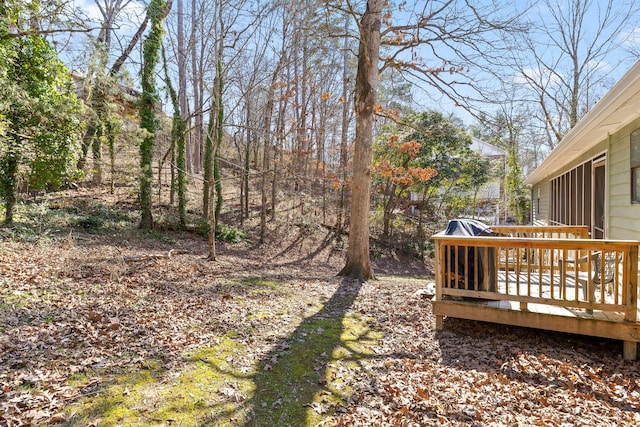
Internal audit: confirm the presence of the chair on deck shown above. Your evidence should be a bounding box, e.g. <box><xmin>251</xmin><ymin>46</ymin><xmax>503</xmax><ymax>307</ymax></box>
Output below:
<box><xmin>561</xmin><ymin>251</ymin><xmax>615</xmax><ymax>311</ymax></box>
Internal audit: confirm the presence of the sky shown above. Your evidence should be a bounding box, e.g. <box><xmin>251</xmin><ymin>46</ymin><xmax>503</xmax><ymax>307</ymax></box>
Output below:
<box><xmin>64</xmin><ymin>0</ymin><xmax>640</xmax><ymax>132</ymax></box>
<box><xmin>62</xmin><ymin>0</ymin><xmax>146</xmax><ymax>73</ymax></box>
<box><xmin>407</xmin><ymin>0</ymin><xmax>640</xmax><ymax>128</ymax></box>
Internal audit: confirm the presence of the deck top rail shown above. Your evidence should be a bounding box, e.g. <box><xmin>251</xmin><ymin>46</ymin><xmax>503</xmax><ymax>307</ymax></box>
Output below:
<box><xmin>492</xmin><ymin>225</ymin><xmax>590</xmax><ymax>239</ymax></box>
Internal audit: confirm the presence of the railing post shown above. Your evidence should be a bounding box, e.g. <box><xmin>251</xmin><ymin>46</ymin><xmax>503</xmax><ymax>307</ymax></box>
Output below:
<box><xmin>434</xmin><ymin>238</ymin><xmax>444</xmax><ymax>330</ymax></box>
<box><xmin>624</xmin><ymin>245</ymin><xmax>638</xmax><ymax>360</ymax></box>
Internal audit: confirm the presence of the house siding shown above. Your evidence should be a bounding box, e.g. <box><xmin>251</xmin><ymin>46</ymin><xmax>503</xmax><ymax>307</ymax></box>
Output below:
<box><xmin>608</xmin><ymin>117</ymin><xmax>640</xmax><ymax>240</ymax></box>
<box><xmin>532</xmin><ymin>183</ymin><xmax>548</xmax><ymax>226</ymax></box>
<box><xmin>531</xmin><ymin>116</ymin><xmax>640</xmax><ymax>239</ymax></box>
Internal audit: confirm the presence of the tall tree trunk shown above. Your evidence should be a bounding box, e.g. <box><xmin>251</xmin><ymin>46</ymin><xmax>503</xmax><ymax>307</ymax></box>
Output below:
<box><xmin>207</xmin><ymin>1</ymin><xmax>225</xmax><ymax>259</ymax></box>
<box><xmin>243</xmin><ymin>137</ymin><xmax>250</xmax><ymax>219</ymax></box>
<box><xmin>271</xmin><ymin>96</ymin><xmax>286</xmax><ymax>221</ymax></box>
<box><xmin>106</xmin><ymin>120</ymin><xmax>117</xmax><ymax>194</ymax></box>
<box><xmin>170</xmin><ymin>140</ymin><xmax>175</xmax><ymax>205</ymax></box>
<box><xmin>300</xmin><ymin>43</ymin><xmax>309</xmax><ymax>186</ymax></box>
<box><xmin>138</xmin><ymin>0</ymin><xmax>170</xmax><ymax>230</ymax></box>
<box><xmin>336</xmin><ymin>14</ymin><xmax>350</xmax><ymax>240</ymax></box>
<box><xmin>208</xmin><ymin>59</ymin><xmax>224</xmax><ymax>260</ymax></box>
<box><xmin>110</xmin><ymin>15</ymin><xmax>149</xmax><ymax>76</ymax></box>
<box><xmin>214</xmin><ymin>59</ymin><xmax>224</xmax><ymax>233</ymax></box>
<box><xmin>203</xmin><ymin>120</ymin><xmax>213</xmax><ymax>217</ymax></box>
<box><xmin>241</xmin><ymin>100</ymin><xmax>251</xmax><ymax>221</ymax></box>
<box><xmin>92</xmin><ymin>123</ymin><xmax>103</xmax><ymax>185</ymax></box>
<box><xmin>382</xmin><ymin>180</ymin><xmax>396</xmax><ymax>239</ymax></box>
<box><xmin>294</xmin><ymin>40</ymin><xmax>309</xmax><ymax>192</ymax></box>
<box><xmin>260</xmin><ymin>84</ymin><xmax>276</xmax><ymax>244</ymax></box>
<box><xmin>338</xmin><ymin>0</ymin><xmax>381</xmax><ymax>281</ymax></box>
<box><xmin>316</xmin><ymin>99</ymin><xmax>327</xmax><ymax>222</ymax></box>
<box><xmin>260</xmin><ymin>32</ymin><xmax>287</xmax><ymax>241</ymax></box>
<box><xmin>177</xmin><ymin>0</ymin><xmax>190</xmax><ymax>173</ymax></box>
<box><xmin>207</xmin><ymin>157</ymin><xmax>216</xmax><ymax>258</ymax></box>
<box><xmin>190</xmin><ymin>0</ymin><xmax>201</xmax><ymax>174</ymax></box>
<box><xmin>79</xmin><ymin>124</ymin><xmax>96</xmax><ymax>171</ymax></box>
<box><xmin>238</xmin><ymin>133</ymin><xmax>244</xmax><ymax>224</ymax></box>
<box><xmin>162</xmin><ymin>45</ymin><xmax>187</xmax><ymax>227</ymax></box>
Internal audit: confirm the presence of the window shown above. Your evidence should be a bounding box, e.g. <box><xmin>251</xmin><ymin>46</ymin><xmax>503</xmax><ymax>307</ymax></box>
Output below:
<box><xmin>631</xmin><ymin>128</ymin><xmax>640</xmax><ymax>203</ymax></box>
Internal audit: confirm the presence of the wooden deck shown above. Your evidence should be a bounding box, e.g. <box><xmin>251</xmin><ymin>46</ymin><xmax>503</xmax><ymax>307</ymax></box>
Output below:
<box><xmin>432</xmin><ymin>225</ymin><xmax>640</xmax><ymax>360</ymax></box>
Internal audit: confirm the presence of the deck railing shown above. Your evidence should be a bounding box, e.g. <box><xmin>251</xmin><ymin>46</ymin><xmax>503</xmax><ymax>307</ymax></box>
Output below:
<box><xmin>492</xmin><ymin>225</ymin><xmax>590</xmax><ymax>239</ymax></box>
<box><xmin>432</xmin><ymin>226</ymin><xmax>638</xmax><ymax>318</ymax></box>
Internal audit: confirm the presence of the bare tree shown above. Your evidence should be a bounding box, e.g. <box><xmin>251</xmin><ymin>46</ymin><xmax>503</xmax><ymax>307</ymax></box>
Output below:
<box><xmin>77</xmin><ymin>1</ymin><xmax>150</xmax><ymax>185</ymax></box>
<box><xmin>508</xmin><ymin>0</ymin><xmax>640</xmax><ymax>148</ymax></box>
<box><xmin>259</xmin><ymin>12</ymin><xmax>289</xmax><ymax>243</ymax></box>
<box><xmin>336</xmin><ymin>13</ymin><xmax>353</xmax><ymax>240</ymax></box>
<box><xmin>337</xmin><ymin>0</ymin><xmax>381</xmax><ymax>281</ymax></box>
<box><xmin>334</xmin><ymin>0</ymin><xmax>518</xmax><ymax>280</ymax></box>
<box><xmin>176</xmin><ymin>0</ymin><xmax>191</xmax><ymax>173</ymax></box>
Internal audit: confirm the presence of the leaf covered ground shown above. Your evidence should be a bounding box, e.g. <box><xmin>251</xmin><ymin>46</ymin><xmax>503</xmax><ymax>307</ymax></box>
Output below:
<box><xmin>1</xmin><ymin>199</ymin><xmax>640</xmax><ymax>426</ymax></box>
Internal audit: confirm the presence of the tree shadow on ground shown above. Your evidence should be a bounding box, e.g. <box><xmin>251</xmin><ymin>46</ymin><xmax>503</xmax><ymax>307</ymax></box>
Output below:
<box><xmin>242</xmin><ymin>278</ymin><xmax>365</xmax><ymax>426</ymax></box>
<box><xmin>269</xmin><ymin>228</ymin><xmax>335</xmax><ymax>263</ymax></box>
<box><xmin>210</xmin><ymin>277</ymin><xmax>376</xmax><ymax>426</ymax></box>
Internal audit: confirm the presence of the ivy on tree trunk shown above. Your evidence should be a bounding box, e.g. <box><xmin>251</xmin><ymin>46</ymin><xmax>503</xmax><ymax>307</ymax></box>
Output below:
<box><xmin>207</xmin><ymin>59</ymin><xmax>224</xmax><ymax>260</ymax></box>
<box><xmin>138</xmin><ymin>0</ymin><xmax>169</xmax><ymax>230</ymax></box>
<box><xmin>162</xmin><ymin>45</ymin><xmax>187</xmax><ymax>228</ymax></box>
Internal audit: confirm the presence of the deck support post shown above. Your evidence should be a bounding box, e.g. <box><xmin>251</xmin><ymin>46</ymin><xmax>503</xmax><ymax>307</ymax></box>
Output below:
<box><xmin>434</xmin><ymin>239</ymin><xmax>444</xmax><ymax>331</ymax></box>
<box><xmin>435</xmin><ymin>315</ymin><xmax>443</xmax><ymax>330</ymax></box>
<box><xmin>623</xmin><ymin>246</ymin><xmax>638</xmax><ymax>360</ymax></box>
<box><xmin>623</xmin><ymin>341</ymin><xmax>637</xmax><ymax>360</ymax></box>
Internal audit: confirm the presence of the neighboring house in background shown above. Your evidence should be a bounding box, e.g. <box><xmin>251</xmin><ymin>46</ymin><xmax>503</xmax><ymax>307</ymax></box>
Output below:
<box><xmin>70</xmin><ymin>71</ymin><xmax>146</xmax><ymax>116</ymax></box>
<box><xmin>470</xmin><ymin>136</ymin><xmax>506</xmax><ymax>201</ymax></box>
<box><xmin>525</xmin><ymin>60</ymin><xmax>640</xmax><ymax>240</ymax></box>
<box><xmin>469</xmin><ymin>137</ymin><xmax>506</xmax><ymax>224</ymax></box>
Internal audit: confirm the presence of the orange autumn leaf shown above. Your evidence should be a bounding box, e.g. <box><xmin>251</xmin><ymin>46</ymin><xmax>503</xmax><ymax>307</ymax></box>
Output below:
<box><xmin>409</xmin><ymin>167</ymin><xmax>438</xmax><ymax>181</ymax></box>
<box><xmin>398</xmin><ymin>141</ymin><xmax>421</xmax><ymax>159</ymax></box>
<box><xmin>388</xmin><ymin>134</ymin><xmax>399</xmax><ymax>148</ymax></box>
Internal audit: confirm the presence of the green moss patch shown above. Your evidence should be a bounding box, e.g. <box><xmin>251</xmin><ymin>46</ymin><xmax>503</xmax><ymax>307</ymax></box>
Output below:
<box><xmin>243</xmin><ymin>286</ymin><xmax>381</xmax><ymax>426</ymax></box>
<box><xmin>64</xmin><ymin>282</ymin><xmax>380</xmax><ymax>426</ymax></box>
<box><xmin>240</xmin><ymin>278</ymin><xmax>281</xmax><ymax>289</ymax></box>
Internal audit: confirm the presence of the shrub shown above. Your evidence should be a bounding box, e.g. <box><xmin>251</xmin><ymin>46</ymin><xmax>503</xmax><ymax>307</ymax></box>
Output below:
<box><xmin>195</xmin><ymin>220</ymin><xmax>246</xmax><ymax>243</ymax></box>
<box><xmin>216</xmin><ymin>223</ymin><xmax>246</xmax><ymax>243</ymax></box>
